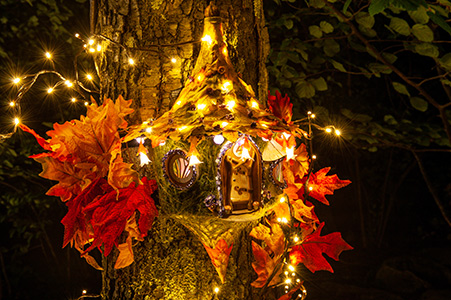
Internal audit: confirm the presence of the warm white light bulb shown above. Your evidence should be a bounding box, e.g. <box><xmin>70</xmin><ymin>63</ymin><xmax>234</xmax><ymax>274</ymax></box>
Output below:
<box><xmin>214</xmin><ymin>287</ymin><xmax>219</xmax><ymax>293</ymax></box>
<box><xmin>128</xmin><ymin>58</ymin><xmax>135</xmax><ymax>65</ymax></box>
<box><xmin>75</xmin><ymin>33</ymin><xmax>80</xmax><ymax>38</ymax></box>
<box><xmin>312</xmin><ymin>155</ymin><xmax>317</xmax><ymax>160</ymax></box>
<box><xmin>197</xmin><ymin>103</ymin><xmax>207</xmax><ymax>110</ymax></box>
<box><xmin>86</xmin><ymin>74</ymin><xmax>93</xmax><ymax>80</ymax></box>
<box><xmin>288</xmin><ymin>265</ymin><xmax>295</xmax><ymax>271</ymax></box>
<box><xmin>250</xmin><ymin>100</ymin><xmax>259</xmax><ymax>109</ymax></box>
<box><xmin>140</xmin><ymin>152</ymin><xmax>151</xmax><ymax>166</ymax></box>
<box><xmin>9</xmin><ymin>101</ymin><xmax>15</xmax><ymax>107</ymax></box>
<box><xmin>201</xmin><ymin>34</ymin><xmax>213</xmax><ymax>45</ymax></box>
<box><xmin>96</xmin><ymin>44</ymin><xmax>102</xmax><ymax>52</ymax></box>
<box><xmin>335</xmin><ymin>129</ymin><xmax>341</xmax><ymax>136</ymax></box>
<box><xmin>88</xmin><ymin>39</ymin><xmax>95</xmax><ymax>45</ymax></box>
<box><xmin>71</xmin><ymin>98</ymin><xmax>76</xmax><ymax>103</ymax></box>
<box><xmin>226</xmin><ymin>100</ymin><xmax>236</xmax><ymax>110</ymax></box>
<box><xmin>325</xmin><ymin>127</ymin><xmax>332</xmax><ymax>133</ymax></box>
<box><xmin>13</xmin><ymin>77</ymin><xmax>21</xmax><ymax>84</ymax></box>
<box><xmin>213</xmin><ymin>134</ymin><xmax>225</xmax><ymax>145</ymax></box>
<box><xmin>286</xmin><ymin>146</ymin><xmax>295</xmax><ymax>161</ymax></box>
<box><xmin>84</xmin><ymin>101</ymin><xmax>89</xmax><ymax>106</ymax></box>
<box><xmin>221</xmin><ymin>122</ymin><xmax>228</xmax><ymax>128</ymax></box>
<box><xmin>45</xmin><ymin>52</ymin><xmax>52</xmax><ymax>59</ymax></box>
<box><xmin>311</xmin><ymin>114</ymin><xmax>316</xmax><ymax>118</ymax></box>
<box><xmin>145</xmin><ymin>127</ymin><xmax>152</xmax><ymax>133</ymax></box>
<box><xmin>188</xmin><ymin>155</ymin><xmax>202</xmax><ymax>166</ymax></box>
<box><xmin>308</xmin><ymin>186</ymin><xmax>313</xmax><ymax>191</ymax></box>
<box><xmin>221</xmin><ymin>81</ymin><xmax>232</xmax><ymax>93</ymax></box>
<box><xmin>14</xmin><ymin>117</ymin><xmax>20</xmax><ymax>125</ymax></box>
<box><xmin>47</xmin><ymin>87</ymin><xmax>54</xmax><ymax>94</ymax></box>
<box><xmin>89</xmin><ymin>47</ymin><xmax>96</xmax><ymax>53</ymax></box>
<box><xmin>171</xmin><ymin>57</ymin><xmax>177</xmax><ymax>63</ymax></box>
<box><xmin>293</xmin><ymin>236</ymin><xmax>299</xmax><ymax>242</ymax></box>
<box><xmin>279</xmin><ymin>196</ymin><xmax>286</xmax><ymax>203</ymax></box>
<box><xmin>65</xmin><ymin>80</ymin><xmax>73</xmax><ymax>87</ymax></box>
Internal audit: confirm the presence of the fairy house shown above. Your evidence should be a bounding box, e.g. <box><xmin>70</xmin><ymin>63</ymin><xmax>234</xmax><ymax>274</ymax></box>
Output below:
<box><xmin>140</xmin><ymin>5</ymin><xmax>300</xmax><ymax>220</ymax></box>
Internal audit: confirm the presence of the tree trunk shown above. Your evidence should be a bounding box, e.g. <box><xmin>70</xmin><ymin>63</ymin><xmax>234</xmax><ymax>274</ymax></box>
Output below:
<box><xmin>93</xmin><ymin>0</ymin><xmax>270</xmax><ymax>299</ymax></box>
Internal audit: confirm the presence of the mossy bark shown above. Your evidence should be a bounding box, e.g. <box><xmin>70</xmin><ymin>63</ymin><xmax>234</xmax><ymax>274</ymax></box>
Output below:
<box><xmin>93</xmin><ymin>0</ymin><xmax>271</xmax><ymax>299</ymax></box>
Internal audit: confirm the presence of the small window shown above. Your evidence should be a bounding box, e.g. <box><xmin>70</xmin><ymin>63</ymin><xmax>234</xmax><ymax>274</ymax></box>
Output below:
<box><xmin>269</xmin><ymin>157</ymin><xmax>287</xmax><ymax>189</ymax></box>
<box><xmin>162</xmin><ymin>149</ymin><xmax>197</xmax><ymax>189</ymax></box>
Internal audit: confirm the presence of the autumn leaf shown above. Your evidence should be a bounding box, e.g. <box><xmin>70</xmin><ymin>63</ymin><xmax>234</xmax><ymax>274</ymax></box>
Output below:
<box><xmin>83</xmin><ymin>177</ymin><xmax>158</xmax><ymax>256</ymax></box>
<box><xmin>289</xmin><ymin>223</ymin><xmax>353</xmax><ymax>273</ymax></box>
<box><xmin>250</xmin><ymin>222</ymin><xmax>285</xmax><ymax>258</ymax></box>
<box><xmin>35</xmin><ymin>156</ymin><xmax>95</xmax><ymax>202</ymax></box>
<box><xmin>82</xmin><ymin>253</ymin><xmax>104</xmax><ymax>271</ymax></box>
<box><xmin>19</xmin><ymin>124</ymin><xmax>52</xmax><ymax>151</ymax></box>
<box><xmin>276</xmin><ymin>282</ymin><xmax>304</xmax><ymax>300</ymax></box>
<box><xmin>114</xmin><ymin>236</ymin><xmax>134</xmax><ymax>269</ymax></box>
<box><xmin>302</xmin><ymin>167</ymin><xmax>351</xmax><ymax>205</ymax></box>
<box><xmin>268</xmin><ymin>90</ymin><xmax>293</xmax><ymax>125</ymax></box>
<box><xmin>23</xmin><ymin>97</ymin><xmax>138</xmax><ymax>202</ymax></box>
<box><xmin>61</xmin><ymin>178</ymin><xmax>107</xmax><ymax>249</ymax></box>
<box><xmin>251</xmin><ymin>241</ymin><xmax>282</xmax><ymax>288</ymax></box>
<box><xmin>203</xmin><ymin>239</ymin><xmax>233</xmax><ymax>283</ymax></box>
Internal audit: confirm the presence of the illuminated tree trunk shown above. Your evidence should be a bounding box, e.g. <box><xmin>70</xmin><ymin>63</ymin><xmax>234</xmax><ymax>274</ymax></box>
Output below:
<box><xmin>93</xmin><ymin>0</ymin><xmax>270</xmax><ymax>299</ymax></box>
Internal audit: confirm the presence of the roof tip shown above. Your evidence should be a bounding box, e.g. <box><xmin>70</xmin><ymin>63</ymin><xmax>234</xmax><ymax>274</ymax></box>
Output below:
<box><xmin>205</xmin><ymin>2</ymin><xmax>220</xmax><ymax>17</ymax></box>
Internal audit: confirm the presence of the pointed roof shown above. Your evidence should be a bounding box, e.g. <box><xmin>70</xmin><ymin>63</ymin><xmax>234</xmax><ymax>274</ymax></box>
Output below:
<box><xmin>136</xmin><ymin>4</ymin><xmax>299</xmax><ymax>148</ymax></box>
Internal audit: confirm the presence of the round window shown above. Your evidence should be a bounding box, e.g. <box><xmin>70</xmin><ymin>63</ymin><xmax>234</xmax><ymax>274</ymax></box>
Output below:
<box><xmin>162</xmin><ymin>149</ymin><xmax>197</xmax><ymax>189</ymax></box>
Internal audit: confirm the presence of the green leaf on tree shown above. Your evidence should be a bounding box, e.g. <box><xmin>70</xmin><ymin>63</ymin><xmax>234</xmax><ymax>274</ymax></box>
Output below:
<box><xmin>295</xmin><ymin>81</ymin><xmax>316</xmax><ymax>98</ymax></box>
<box><xmin>309</xmin><ymin>25</ymin><xmax>323</xmax><ymax>38</ymax></box>
<box><xmin>359</xmin><ymin>25</ymin><xmax>377</xmax><ymax>37</ymax></box>
<box><xmin>331</xmin><ymin>60</ymin><xmax>346</xmax><ymax>72</ymax></box>
<box><xmin>369</xmin><ymin>0</ymin><xmax>390</xmax><ymax>15</ymax></box>
<box><xmin>412</xmin><ymin>24</ymin><xmax>434</xmax><ymax>42</ymax></box>
<box><xmin>392</xmin><ymin>81</ymin><xmax>410</xmax><ymax>96</ymax></box>
<box><xmin>410</xmin><ymin>96</ymin><xmax>428</xmax><ymax>112</ymax></box>
<box><xmin>323</xmin><ymin>39</ymin><xmax>340</xmax><ymax>57</ymax></box>
<box><xmin>320</xmin><ymin>21</ymin><xmax>334</xmax><ymax>34</ymax></box>
<box><xmin>310</xmin><ymin>77</ymin><xmax>328</xmax><ymax>91</ymax></box>
<box><xmin>341</xmin><ymin>108</ymin><xmax>373</xmax><ymax>122</ymax></box>
<box><xmin>284</xmin><ymin>19</ymin><xmax>294</xmax><ymax>30</ymax></box>
<box><xmin>414</xmin><ymin>43</ymin><xmax>439</xmax><ymax>58</ymax></box>
<box><xmin>382</xmin><ymin>52</ymin><xmax>398</xmax><ymax>64</ymax></box>
<box><xmin>389</xmin><ymin>17</ymin><xmax>411</xmax><ymax>36</ymax></box>
<box><xmin>309</xmin><ymin>0</ymin><xmax>325</xmax><ymax>8</ymax></box>
<box><xmin>384</xmin><ymin>115</ymin><xmax>398</xmax><ymax>125</ymax></box>
<box><xmin>356</xmin><ymin>12</ymin><xmax>375</xmax><ymax>28</ymax></box>
<box><xmin>408</xmin><ymin>6</ymin><xmax>429</xmax><ymax>24</ymax></box>
<box><xmin>427</xmin><ymin>11</ymin><xmax>451</xmax><ymax>37</ymax></box>
<box><xmin>438</xmin><ymin>53</ymin><xmax>451</xmax><ymax>71</ymax></box>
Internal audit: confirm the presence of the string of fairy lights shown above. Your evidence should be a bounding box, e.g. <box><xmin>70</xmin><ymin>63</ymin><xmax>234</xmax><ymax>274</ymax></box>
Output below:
<box><xmin>4</xmin><ymin>29</ymin><xmax>343</xmax><ymax>299</ymax></box>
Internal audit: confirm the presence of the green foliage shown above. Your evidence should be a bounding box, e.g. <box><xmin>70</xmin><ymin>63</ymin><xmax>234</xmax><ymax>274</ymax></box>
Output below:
<box><xmin>266</xmin><ymin>0</ymin><xmax>451</xmax><ymax>152</ymax></box>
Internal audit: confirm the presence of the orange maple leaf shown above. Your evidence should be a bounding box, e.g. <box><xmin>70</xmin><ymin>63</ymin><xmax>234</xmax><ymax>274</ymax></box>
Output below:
<box><xmin>302</xmin><ymin>167</ymin><xmax>351</xmax><ymax>205</ymax></box>
<box><xmin>251</xmin><ymin>241</ymin><xmax>283</xmax><ymax>288</ymax></box>
<box><xmin>203</xmin><ymin>239</ymin><xmax>233</xmax><ymax>283</ymax></box>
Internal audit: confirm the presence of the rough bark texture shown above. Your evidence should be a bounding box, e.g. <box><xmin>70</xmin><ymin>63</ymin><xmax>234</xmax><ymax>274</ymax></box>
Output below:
<box><xmin>93</xmin><ymin>0</ymin><xmax>270</xmax><ymax>299</ymax></box>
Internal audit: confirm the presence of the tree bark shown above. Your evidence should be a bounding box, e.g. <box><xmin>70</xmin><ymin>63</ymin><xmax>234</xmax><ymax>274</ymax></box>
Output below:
<box><xmin>93</xmin><ymin>0</ymin><xmax>270</xmax><ymax>299</ymax></box>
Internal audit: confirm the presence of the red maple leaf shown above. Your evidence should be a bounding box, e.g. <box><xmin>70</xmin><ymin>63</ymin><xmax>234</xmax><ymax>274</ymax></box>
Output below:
<box><xmin>83</xmin><ymin>177</ymin><xmax>158</xmax><ymax>256</ymax></box>
<box><xmin>268</xmin><ymin>90</ymin><xmax>293</xmax><ymax>125</ymax></box>
<box><xmin>302</xmin><ymin>167</ymin><xmax>351</xmax><ymax>205</ymax></box>
<box><xmin>61</xmin><ymin>178</ymin><xmax>107</xmax><ymax>249</ymax></box>
<box><xmin>289</xmin><ymin>222</ymin><xmax>353</xmax><ymax>273</ymax></box>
